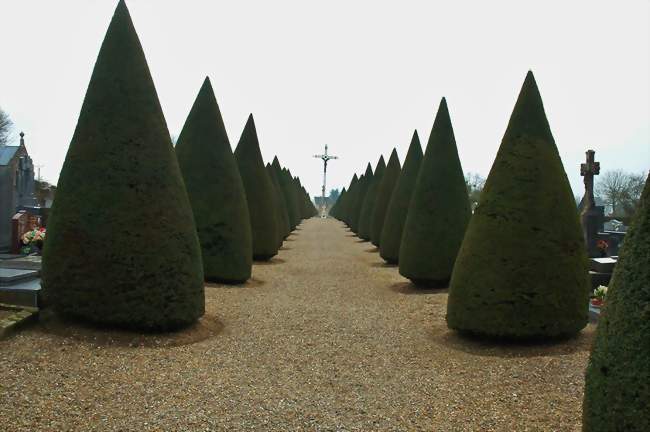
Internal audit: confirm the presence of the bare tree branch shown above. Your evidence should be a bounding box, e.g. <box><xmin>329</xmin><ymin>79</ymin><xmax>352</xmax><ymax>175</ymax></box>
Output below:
<box><xmin>465</xmin><ymin>172</ymin><xmax>486</xmax><ymax>209</ymax></box>
<box><xmin>0</xmin><ymin>106</ymin><xmax>13</xmax><ymax>146</ymax></box>
<box><xmin>596</xmin><ymin>169</ymin><xmax>646</xmax><ymax>217</ymax></box>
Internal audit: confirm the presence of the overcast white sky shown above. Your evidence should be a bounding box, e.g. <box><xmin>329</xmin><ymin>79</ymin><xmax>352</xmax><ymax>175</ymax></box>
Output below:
<box><xmin>1</xmin><ymin>0</ymin><xmax>648</xmax><ymax>198</ymax></box>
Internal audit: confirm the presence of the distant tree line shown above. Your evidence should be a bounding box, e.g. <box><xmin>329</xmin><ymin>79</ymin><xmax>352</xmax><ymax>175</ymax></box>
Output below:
<box><xmin>596</xmin><ymin>169</ymin><xmax>646</xmax><ymax>218</ymax></box>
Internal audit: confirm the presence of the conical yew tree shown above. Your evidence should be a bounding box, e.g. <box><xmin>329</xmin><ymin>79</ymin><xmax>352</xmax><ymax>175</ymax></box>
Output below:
<box><xmin>380</xmin><ymin>131</ymin><xmax>423</xmax><ymax>264</ymax></box>
<box><xmin>399</xmin><ymin>99</ymin><xmax>470</xmax><ymax>285</ymax></box>
<box><xmin>331</xmin><ymin>187</ymin><xmax>346</xmax><ymax>218</ymax></box>
<box><xmin>293</xmin><ymin>177</ymin><xmax>306</xmax><ymax>220</ymax></box>
<box><xmin>583</xmin><ymin>174</ymin><xmax>650</xmax><ymax>431</ymax></box>
<box><xmin>283</xmin><ymin>169</ymin><xmax>302</xmax><ymax>228</ymax></box>
<box><xmin>41</xmin><ymin>0</ymin><xmax>204</xmax><ymax>330</ymax></box>
<box><xmin>341</xmin><ymin>174</ymin><xmax>359</xmax><ymax>225</ymax></box>
<box><xmin>273</xmin><ymin>157</ymin><xmax>298</xmax><ymax>230</ymax></box>
<box><xmin>446</xmin><ymin>71</ymin><xmax>590</xmax><ymax>339</ymax></box>
<box><xmin>175</xmin><ymin>77</ymin><xmax>252</xmax><ymax>283</ymax></box>
<box><xmin>267</xmin><ymin>162</ymin><xmax>291</xmax><ymax>241</ymax></box>
<box><xmin>370</xmin><ymin>148</ymin><xmax>401</xmax><ymax>246</ymax></box>
<box><xmin>350</xmin><ymin>164</ymin><xmax>373</xmax><ymax>233</ymax></box>
<box><xmin>235</xmin><ymin>115</ymin><xmax>279</xmax><ymax>260</ymax></box>
<box><xmin>359</xmin><ymin>156</ymin><xmax>386</xmax><ymax>240</ymax></box>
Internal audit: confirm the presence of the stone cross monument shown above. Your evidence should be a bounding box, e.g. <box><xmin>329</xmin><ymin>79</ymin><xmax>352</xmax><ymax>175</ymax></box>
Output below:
<box><xmin>580</xmin><ymin>149</ymin><xmax>604</xmax><ymax>257</ymax></box>
<box><xmin>313</xmin><ymin>144</ymin><xmax>338</xmax><ymax>218</ymax></box>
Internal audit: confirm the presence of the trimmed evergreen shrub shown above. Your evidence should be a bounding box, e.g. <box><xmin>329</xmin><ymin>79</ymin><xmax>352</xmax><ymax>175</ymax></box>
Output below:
<box><xmin>370</xmin><ymin>148</ymin><xmax>401</xmax><ymax>246</ymax></box>
<box><xmin>399</xmin><ymin>98</ymin><xmax>470</xmax><ymax>285</ymax></box>
<box><xmin>358</xmin><ymin>156</ymin><xmax>386</xmax><ymax>240</ymax></box>
<box><xmin>350</xmin><ymin>164</ymin><xmax>373</xmax><ymax>233</ymax></box>
<box><xmin>446</xmin><ymin>71</ymin><xmax>590</xmax><ymax>339</ymax></box>
<box><xmin>277</xmin><ymin>164</ymin><xmax>300</xmax><ymax>230</ymax></box>
<box><xmin>175</xmin><ymin>77</ymin><xmax>252</xmax><ymax>283</ymax></box>
<box><xmin>267</xmin><ymin>162</ymin><xmax>291</xmax><ymax>241</ymax></box>
<box><xmin>41</xmin><ymin>0</ymin><xmax>204</xmax><ymax>330</ymax></box>
<box><xmin>379</xmin><ymin>131</ymin><xmax>423</xmax><ymax>264</ymax></box>
<box><xmin>235</xmin><ymin>115</ymin><xmax>280</xmax><ymax>260</ymax></box>
<box><xmin>283</xmin><ymin>169</ymin><xmax>303</xmax><ymax>228</ymax></box>
<box><xmin>331</xmin><ymin>187</ymin><xmax>346</xmax><ymax>219</ymax></box>
<box><xmin>340</xmin><ymin>174</ymin><xmax>359</xmax><ymax>225</ymax></box>
<box><xmin>293</xmin><ymin>177</ymin><xmax>306</xmax><ymax>220</ymax></box>
<box><xmin>583</xmin><ymin>174</ymin><xmax>649</xmax><ymax>432</ymax></box>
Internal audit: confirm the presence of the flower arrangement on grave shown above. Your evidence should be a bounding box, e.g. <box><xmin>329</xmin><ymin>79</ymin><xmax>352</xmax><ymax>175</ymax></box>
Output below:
<box><xmin>21</xmin><ymin>227</ymin><xmax>46</xmax><ymax>254</ymax></box>
<box><xmin>596</xmin><ymin>239</ymin><xmax>608</xmax><ymax>257</ymax></box>
<box><xmin>591</xmin><ymin>285</ymin><xmax>607</xmax><ymax>307</ymax></box>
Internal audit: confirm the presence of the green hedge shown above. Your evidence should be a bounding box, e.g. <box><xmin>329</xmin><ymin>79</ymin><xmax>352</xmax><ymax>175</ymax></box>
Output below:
<box><xmin>380</xmin><ymin>131</ymin><xmax>423</xmax><ymax>264</ymax></box>
<box><xmin>175</xmin><ymin>78</ymin><xmax>252</xmax><ymax>283</ymax></box>
<box><xmin>583</xmin><ymin>174</ymin><xmax>649</xmax><ymax>431</ymax></box>
<box><xmin>42</xmin><ymin>0</ymin><xmax>204</xmax><ymax>330</ymax></box>
<box><xmin>446</xmin><ymin>72</ymin><xmax>590</xmax><ymax>339</ymax></box>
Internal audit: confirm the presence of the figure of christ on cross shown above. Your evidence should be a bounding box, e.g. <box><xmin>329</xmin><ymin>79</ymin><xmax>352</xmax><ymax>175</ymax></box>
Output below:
<box><xmin>313</xmin><ymin>144</ymin><xmax>338</xmax><ymax>218</ymax></box>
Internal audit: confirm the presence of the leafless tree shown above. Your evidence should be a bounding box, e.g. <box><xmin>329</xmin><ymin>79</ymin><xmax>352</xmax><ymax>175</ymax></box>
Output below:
<box><xmin>0</xmin><ymin>106</ymin><xmax>12</xmax><ymax>146</ymax></box>
<box><xmin>465</xmin><ymin>172</ymin><xmax>486</xmax><ymax>209</ymax></box>
<box><xmin>596</xmin><ymin>169</ymin><xmax>647</xmax><ymax>217</ymax></box>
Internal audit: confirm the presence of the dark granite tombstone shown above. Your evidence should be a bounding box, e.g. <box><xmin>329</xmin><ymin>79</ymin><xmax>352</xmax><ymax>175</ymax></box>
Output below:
<box><xmin>10</xmin><ymin>210</ymin><xmax>41</xmax><ymax>254</ymax></box>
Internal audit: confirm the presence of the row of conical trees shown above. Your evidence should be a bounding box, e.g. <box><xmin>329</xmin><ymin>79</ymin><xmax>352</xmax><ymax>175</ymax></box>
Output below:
<box><xmin>332</xmin><ymin>71</ymin><xmax>650</xmax><ymax>429</ymax></box>
<box><xmin>41</xmin><ymin>0</ymin><xmax>316</xmax><ymax>331</ymax></box>
<box><xmin>332</xmin><ymin>71</ymin><xmax>589</xmax><ymax>339</ymax></box>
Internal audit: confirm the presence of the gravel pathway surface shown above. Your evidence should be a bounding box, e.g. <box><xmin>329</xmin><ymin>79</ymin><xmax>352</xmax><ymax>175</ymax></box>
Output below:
<box><xmin>0</xmin><ymin>218</ymin><xmax>594</xmax><ymax>431</ymax></box>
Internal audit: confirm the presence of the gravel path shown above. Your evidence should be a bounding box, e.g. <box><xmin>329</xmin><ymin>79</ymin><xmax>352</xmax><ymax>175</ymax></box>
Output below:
<box><xmin>0</xmin><ymin>218</ymin><xmax>594</xmax><ymax>431</ymax></box>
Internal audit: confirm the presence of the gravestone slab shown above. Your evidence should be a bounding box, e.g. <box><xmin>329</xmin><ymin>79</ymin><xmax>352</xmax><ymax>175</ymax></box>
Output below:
<box><xmin>0</xmin><ymin>255</ymin><xmax>41</xmax><ymax>271</ymax></box>
<box><xmin>590</xmin><ymin>257</ymin><xmax>617</xmax><ymax>274</ymax></box>
<box><xmin>0</xmin><ymin>254</ymin><xmax>24</xmax><ymax>260</ymax></box>
<box><xmin>0</xmin><ymin>279</ymin><xmax>41</xmax><ymax>307</ymax></box>
<box><xmin>0</xmin><ymin>268</ymin><xmax>39</xmax><ymax>286</ymax></box>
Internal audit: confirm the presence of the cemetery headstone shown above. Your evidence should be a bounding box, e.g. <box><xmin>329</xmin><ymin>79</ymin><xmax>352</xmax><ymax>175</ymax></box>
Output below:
<box><xmin>10</xmin><ymin>210</ymin><xmax>41</xmax><ymax>254</ymax></box>
<box><xmin>579</xmin><ymin>149</ymin><xmax>605</xmax><ymax>257</ymax></box>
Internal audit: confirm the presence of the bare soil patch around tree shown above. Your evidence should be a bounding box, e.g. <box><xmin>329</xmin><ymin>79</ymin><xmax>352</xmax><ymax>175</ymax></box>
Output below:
<box><xmin>0</xmin><ymin>218</ymin><xmax>593</xmax><ymax>431</ymax></box>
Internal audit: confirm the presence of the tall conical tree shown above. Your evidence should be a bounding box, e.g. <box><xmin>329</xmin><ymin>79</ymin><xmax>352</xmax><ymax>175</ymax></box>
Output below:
<box><xmin>399</xmin><ymin>99</ymin><xmax>470</xmax><ymax>285</ymax></box>
<box><xmin>267</xmin><ymin>162</ymin><xmax>291</xmax><ymax>241</ymax></box>
<box><xmin>370</xmin><ymin>148</ymin><xmax>401</xmax><ymax>246</ymax></box>
<box><xmin>341</xmin><ymin>174</ymin><xmax>359</xmax><ymax>225</ymax></box>
<box><xmin>293</xmin><ymin>177</ymin><xmax>306</xmax><ymax>219</ymax></box>
<box><xmin>235</xmin><ymin>115</ymin><xmax>279</xmax><ymax>260</ymax></box>
<box><xmin>273</xmin><ymin>157</ymin><xmax>298</xmax><ymax>230</ymax></box>
<box><xmin>330</xmin><ymin>187</ymin><xmax>346</xmax><ymax>218</ymax></box>
<box><xmin>583</xmin><ymin>174</ymin><xmax>650</xmax><ymax>431</ymax></box>
<box><xmin>380</xmin><ymin>131</ymin><xmax>423</xmax><ymax>264</ymax></box>
<box><xmin>41</xmin><ymin>0</ymin><xmax>204</xmax><ymax>330</ymax></box>
<box><xmin>350</xmin><ymin>164</ymin><xmax>373</xmax><ymax>233</ymax></box>
<box><xmin>283</xmin><ymin>168</ymin><xmax>302</xmax><ymax>227</ymax></box>
<box><xmin>175</xmin><ymin>77</ymin><xmax>252</xmax><ymax>283</ymax></box>
<box><xmin>446</xmin><ymin>71</ymin><xmax>590</xmax><ymax>339</ymax></box>
<box><xmin>359</xmin><ymin>156</ymin><xmax>386</xmax><ymax>240</ymax></box>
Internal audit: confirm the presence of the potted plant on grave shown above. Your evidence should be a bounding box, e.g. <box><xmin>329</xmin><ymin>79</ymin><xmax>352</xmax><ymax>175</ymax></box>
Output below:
<box><xmin>596</xmin><ymin>239</ymin><xmax>609</xmax><ymax>257</ymax></box>
<box><xmin>21</xmin><ymin>227</ymin><xmax>46</xmax><ymax>255</ymax></box>
<box><xmin>591</xmin><ymin>285</ymin><xmax>607</xmax><ymax>307</ymax></box>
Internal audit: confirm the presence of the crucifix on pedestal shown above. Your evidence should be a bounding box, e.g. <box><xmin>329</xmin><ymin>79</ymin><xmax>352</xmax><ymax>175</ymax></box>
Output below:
<box><xmin>313</xmin><ymin>144</ymin><xmax>338</xmax><ymax>218</ymax></box>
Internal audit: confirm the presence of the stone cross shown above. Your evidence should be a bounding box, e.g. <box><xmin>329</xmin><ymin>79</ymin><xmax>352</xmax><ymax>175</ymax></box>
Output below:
<box><xmin>580</xmin><ymin>150</ymin><xmax>600</xmax><ymax>209</ymax></box>
<box><xmin>580</xmin><ymin>149</ymin><xmax>604</xmax><ymax>257</ymax></box>
<box><xmin>313</xmin><ymin>144</ymin><xmax>338</xmax><ymax>218</ymax></box>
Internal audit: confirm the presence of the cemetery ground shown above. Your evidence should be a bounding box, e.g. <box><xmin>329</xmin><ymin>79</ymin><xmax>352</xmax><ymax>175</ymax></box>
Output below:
<box><xmin>0</xmin><ymin>218</ymin><xmax>595</xmax><ymax>431</ymax></box>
